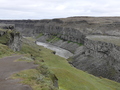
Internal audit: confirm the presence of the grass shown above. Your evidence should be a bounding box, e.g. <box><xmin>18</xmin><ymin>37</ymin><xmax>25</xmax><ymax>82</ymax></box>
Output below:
<box><xmin>13</xmin><ymin>38</ymin><xmax>120</xmax><ymax>90</ymax></box>
<box><xmin>12</xmin><ymin>67</ymin><xmax>57</xmax><ymax>90</ymax></box>
<box><xmin>38</xmin><ymin>47</ymin><xmax>120</xmax><ymax>90</ymax></box>
<box><xmin>0</xmin><ymin>36</ymin><xmax>120</xmax><ymax>90</ymax></box>
<box><xmin>14</xmin><ymin>56</ymin><xmax>34</xmax><ymax>62</ymax></box>
<box><xmin>25</xmin><ymin>37</ymin><xmax>36</xmax><ymax>42</ymax></box>
<box><xmin>0</xmin><ymin>43</ymin><xmax>14</xmax><ymax>58</ymax></box>
<box><xmin>12</xmin><ymin>38</ymin><xmax>58</xmax><ymax>90</ymax></box>
<box><xmin>0</xmin><ymin>31</ymin><xmax>10</xmax><ymax>44</ymax></box>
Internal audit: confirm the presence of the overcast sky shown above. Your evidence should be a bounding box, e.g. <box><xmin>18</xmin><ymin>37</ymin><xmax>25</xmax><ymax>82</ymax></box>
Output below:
<box><xmin>0</xmin><ymin>0</ymin><xmax>120</xmax><ymax>19</ymax></box>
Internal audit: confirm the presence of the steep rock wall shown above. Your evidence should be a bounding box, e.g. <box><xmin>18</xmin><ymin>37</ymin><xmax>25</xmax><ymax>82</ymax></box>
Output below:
<box><xmin>34</xmin><ymin>25</ymin><xmax>85</xmax><ymax>44</ymax></box>
<box><xmin>84</xmin><ymin>38</ymin><xmax>120</xmax><ymax>61</ymax></box>
<box><xmin>0</xmin><ymin>29</ymin><xmax>21</xmax><ymax>51</ymax></box>
<box><xmin>8</xmin><ymin>31</ymin><xmax>21</xmax><ymax>51</ymax></box>
<box><xmin>72</xmin><ymin>37</ymin><xmax>120</xmax><ymax>82</ymax></box>
<box><xmin>1</xmin><ymin>17</ymin><xmax>120</xmax><ymax>37</ymax></box>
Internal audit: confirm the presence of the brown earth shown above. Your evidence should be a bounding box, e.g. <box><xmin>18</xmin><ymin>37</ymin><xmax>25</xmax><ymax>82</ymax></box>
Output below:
<box><xmin>0</xmin><ymin>55</ymin><xmax>37</xmax><ymax>90</ymax></box>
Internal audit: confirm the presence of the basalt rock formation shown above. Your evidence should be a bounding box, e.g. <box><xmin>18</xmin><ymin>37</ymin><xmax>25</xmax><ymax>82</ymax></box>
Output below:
<box><xmin>0</xmin><ymin>17</ymin><xmax>120</xmax><ymax>82</ymax></box>
<box><xmin>72</xmin><ymin>36</ymin><xmax>120</xmax><ymax>82</ymax></box>
<box><xmin>0</xmin><ymin>25</ymin><xmax>21</xmax><ymax>51</ymax></box>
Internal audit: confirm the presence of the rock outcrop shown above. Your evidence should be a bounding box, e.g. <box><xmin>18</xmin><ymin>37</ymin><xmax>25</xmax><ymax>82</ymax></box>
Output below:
<box><xmin>8</xmin><ymin>31</ymin><xmax>21</xmax><ymax>51</ymax></box>
<box><xmin>0</xmin><ymin>26</ymin><xmax>21</xmax><ymax>51</ymax></box>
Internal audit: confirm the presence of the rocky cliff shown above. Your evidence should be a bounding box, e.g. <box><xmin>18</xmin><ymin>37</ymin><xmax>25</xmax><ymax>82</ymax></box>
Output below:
<box><xmin>72</xmin><ymin>36</ymin><xmax>120</xmax><ymax>82</ymax></box>
<box><xmin>34</xmin><ymin>25</ymin><xmax>85</xmax><ymax>44</ymax></box>
<box><xmin>8</xmin><ymin>31</ymin><xmax>21</xmax><ymax>51</ymax></box>
<box><xmin>1</xmin><ymin>17</ymin><xmax>120</xmax><ymax>37</ymax></box>
<box><xmin>0</xmin><ymin>25</ymin><xmax>21</xmax><ymax>51</ymax></box>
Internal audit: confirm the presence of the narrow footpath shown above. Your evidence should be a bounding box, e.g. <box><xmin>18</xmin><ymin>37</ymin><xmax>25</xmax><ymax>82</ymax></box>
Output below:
<box><xmin>0</xmin><ymin>55</ymin><xmax>37</xmax><ymax>90</ymax></box>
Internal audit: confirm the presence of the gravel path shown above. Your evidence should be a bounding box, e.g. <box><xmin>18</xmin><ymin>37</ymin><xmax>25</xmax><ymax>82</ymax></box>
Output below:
<box><xmin>0</xmin><ymin>55</ymin><xmax>37</xmax><ymax>90</ymax></box>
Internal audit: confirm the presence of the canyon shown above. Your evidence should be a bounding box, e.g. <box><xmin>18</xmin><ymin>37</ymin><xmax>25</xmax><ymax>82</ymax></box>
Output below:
<box><xmin>0</xmin><ymin>17</ymin><xmax>120</xmax><ymax>82</ymax></box>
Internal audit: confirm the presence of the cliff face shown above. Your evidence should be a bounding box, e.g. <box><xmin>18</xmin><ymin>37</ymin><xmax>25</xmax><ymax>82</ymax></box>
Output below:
<box><xmin>0</xmin><ymin>20</ymin><xmax>85</xmax><ymax>43</ymax></box>
<box><xmin>34</xmin><ymin>25</ymin><xmax>85</xmax><ymax>44</ymax></box>
<box><xmin>8</xmin><ymin>31</ymin><xmax>21</xmax><ymax>51</ymax></box>
<box><xmin>0</xmin><ymin>26</ymin><xmax>21</xmax><ymax>51</ymax></box>
<box><xmin>1</xmin><ymin>17</ymin><xmax>120</xmax><ymax>37</ymax></box>
<box><xmin>72</xmin><ymin>36</ymin><xmax>120</xmax><ymax>82</ymax></box>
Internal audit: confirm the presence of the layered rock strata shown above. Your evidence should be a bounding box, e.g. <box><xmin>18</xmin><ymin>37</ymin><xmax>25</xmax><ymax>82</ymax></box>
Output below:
<box><xmin>72</xmin><ymin>36</ymin><xmax>120</xmax><ymax>82</ymax></box>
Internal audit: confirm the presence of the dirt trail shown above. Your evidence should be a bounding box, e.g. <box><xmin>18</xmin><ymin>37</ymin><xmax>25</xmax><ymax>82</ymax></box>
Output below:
<box><xmin>0</xmin><ymin>55</ymin><xmax>37</xmax><ymax>90</ymax></box>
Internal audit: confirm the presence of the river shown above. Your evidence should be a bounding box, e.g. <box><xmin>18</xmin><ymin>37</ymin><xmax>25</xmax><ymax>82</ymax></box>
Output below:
<box><xmin>36</xmin><ymin>42</ymin><xmax>73</xmax><ymax>59</ymax></box>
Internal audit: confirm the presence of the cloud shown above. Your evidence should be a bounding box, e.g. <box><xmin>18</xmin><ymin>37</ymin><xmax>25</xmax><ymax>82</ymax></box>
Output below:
<box><xmin>0</xmin><ymin>0</ymin><xmax>120</xmax><ymax>19</ymax></box>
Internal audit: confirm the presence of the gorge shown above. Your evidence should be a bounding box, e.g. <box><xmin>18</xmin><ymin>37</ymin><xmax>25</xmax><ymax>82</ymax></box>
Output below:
<box><xmin>0</xmin><ymin>17</ymin><xmax>120</xmax><ymax>83</ymax></box>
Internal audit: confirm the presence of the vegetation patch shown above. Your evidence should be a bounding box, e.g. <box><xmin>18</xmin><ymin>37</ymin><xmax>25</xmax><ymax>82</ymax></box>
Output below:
<box><xmin>0</xmin><ymin>43</ymin><xmax>14</xmax><ymax>58</ymax></box>
<box><xmin>0</xmin><ymin>31</ymin><xmax>10</xmax><ymax>44</ymax></box>
<box><xmin>46</xmin><ymin>35</ymin><xmax>61</xmax><ymax>43</ymax></box>
<box><xmin>67</xmin><ymin>40</ymin><xmax>83</xmax><ymax>46</ymax></box>
<box><xmin>12</xmin><ymin>65</ymin><xmax>58</xmax><ymax>90</ymax></box>
<box><xmin>24</xmin><ymin>37</ymin><xmax>36</xmax><ymax>42</ymax></box>
<box><xmin>15</xmin><ymin>56</ymin><xmax>34</xmax><ymax>62</ymax></box>
<box><xmin>46</xmin><ymin>34</ymin><xmax>83</xmax><ymax>46</ymax></box>
<box><xmin>0</xmin><ymin>29</ymin><xmax>20</xmax><ymax>44</ymax></box>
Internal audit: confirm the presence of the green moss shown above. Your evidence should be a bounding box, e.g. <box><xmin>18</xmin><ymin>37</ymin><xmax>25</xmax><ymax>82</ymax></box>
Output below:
<box><xmin>0</xmin><ymin>33</ymin><xmax>10</xmax><ymax>44</ymax></box>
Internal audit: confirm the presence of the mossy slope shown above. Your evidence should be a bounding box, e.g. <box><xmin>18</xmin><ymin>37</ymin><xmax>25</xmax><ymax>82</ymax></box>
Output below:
<box><xmin>0</xmin><ymin>38</ymin><xmax>120</xmax><ymax>90</ymax></box>
<box><xmin>17</xmin><ymin>38</ymin><xmax>120</xmax><ymax>90</ymax></box>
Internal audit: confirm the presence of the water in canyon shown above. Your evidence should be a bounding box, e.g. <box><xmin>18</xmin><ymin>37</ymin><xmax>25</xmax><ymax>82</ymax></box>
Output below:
<box><xmin>36</xmin><ymin>42</ymin><xmax>73</xmax><ymax>59</ymax></box>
